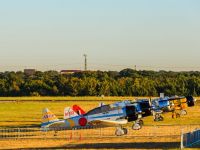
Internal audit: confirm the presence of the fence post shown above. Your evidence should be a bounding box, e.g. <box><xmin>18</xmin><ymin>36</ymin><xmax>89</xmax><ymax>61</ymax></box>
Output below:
<box><xmin>2</xmin><ymin>129</ymin><xmax>4</xmax><ymax>139</ymax></box>
<box><xmin>154</xmin><ymin>125</ymin><xmax>156</xmax><ymax>137</ymax></box>
<box><xmin>180</xmin><ymin>129</ymin><xmax>184</xmax><ymax>149</ymax></box>
<box><xmin>99</xmin><ymin>126</ymin><xmax>102</xmax><ymax>137</ymax></box>
<box><xmin>17</xmin><ymin>128</ymin><xmax>20</xmax><ymax>139</ymax></box>
<box><xmin>79</xmin><ymin>132</ymin><xmax>82</xmax><ymax>141</ymax></box>
<box><xmin>70</xmin><ymin>130</ymin><xmax>72</xmax><ymax>140</ymax></box>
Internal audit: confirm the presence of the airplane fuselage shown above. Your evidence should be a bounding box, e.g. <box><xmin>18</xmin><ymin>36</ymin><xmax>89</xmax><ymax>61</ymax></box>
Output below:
<box><xmin>63</xmin><ymin>106</ymin><xmax>127</xmax><ymax>129</ymax></box>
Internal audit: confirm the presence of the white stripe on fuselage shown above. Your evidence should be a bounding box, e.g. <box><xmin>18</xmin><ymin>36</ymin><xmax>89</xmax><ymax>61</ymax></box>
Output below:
<box><xmin>87</xmin><ymin>109</ymin><xmax>124</xmax><ymax>122</ymax></box>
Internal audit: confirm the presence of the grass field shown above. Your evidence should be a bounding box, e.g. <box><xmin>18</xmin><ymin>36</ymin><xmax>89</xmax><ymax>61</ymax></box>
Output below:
<box><xmin>0</xmin><ymin>96</ymin><xmax>200</xmax><ymax>149</ymax></box>
<box><xmin>0</xmin><ymin>97</ymin><xmax>199</xmax><ymax>127</ymax></box>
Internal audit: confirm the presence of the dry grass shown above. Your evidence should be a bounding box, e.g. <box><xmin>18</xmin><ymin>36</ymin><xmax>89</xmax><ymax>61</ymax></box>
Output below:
<box><xmin>0</xmin><ymin>101</ymin><xmax>199</xmax><ymax>127</ymax></box>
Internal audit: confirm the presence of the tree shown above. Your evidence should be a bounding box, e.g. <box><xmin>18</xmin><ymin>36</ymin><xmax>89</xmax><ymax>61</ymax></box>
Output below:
<box><xmin>0</xmin><ymin>69</ymin><xmax>200</xmax><ymax>96</ymax></box>
<box><xmin>119</xmin><ymin>68</ymin><xmax>136</xmax><ymax>77</ymax></box>
<box><xmin>0</xmin><ymin>79</ymin><xmax>7</xmax><ymax>96</ymax></box>
<box><xmin>82</xmin><ymin>77</ymin><xmax>98</xmax><ymax>96</ymax></box>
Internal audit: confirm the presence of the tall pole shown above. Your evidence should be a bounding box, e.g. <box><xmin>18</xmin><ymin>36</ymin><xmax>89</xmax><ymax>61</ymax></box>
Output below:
<box><xmin>83</xmin><ymin>54</ymin><xmax>87</xmax><ymax>71</ymax></box>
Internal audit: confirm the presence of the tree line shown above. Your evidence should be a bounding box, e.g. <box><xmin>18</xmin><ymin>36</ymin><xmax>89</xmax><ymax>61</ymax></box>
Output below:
<box><xmin>0</xmin><ymin>68</ymin><xmax>199</xmax><ymax>96</ymax></box>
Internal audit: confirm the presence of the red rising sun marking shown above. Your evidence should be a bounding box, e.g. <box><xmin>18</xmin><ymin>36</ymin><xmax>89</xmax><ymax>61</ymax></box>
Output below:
<box><xmin>78</xmin><ymin>117</ymin><xmax>87</xmax><ymax>126</ymax></box>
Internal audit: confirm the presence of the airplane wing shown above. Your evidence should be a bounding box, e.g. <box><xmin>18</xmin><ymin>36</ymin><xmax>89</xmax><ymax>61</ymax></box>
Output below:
<box><xmin>168</xmin><ymin>96</ymin><xmax>185</xmax><ymax>101</ymax></box>
<box><xmin>88</xmin><ymin>119</ymin><xmax>128</xmax><ymax>126</ymax></box>
<box><xmin>42</xmin><ymin>120</ymin><xmax>66</xmax><ymax>129</ymax></box>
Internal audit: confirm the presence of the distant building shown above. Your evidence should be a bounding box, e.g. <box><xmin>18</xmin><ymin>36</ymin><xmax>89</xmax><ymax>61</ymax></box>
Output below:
<box><xmin>24</xmin><ymin>69</ymin><xmax>36</xmax><ymax>75</ymax></box>
<box><xmin>60</xmin><ymin>70</ymin><xmax>82</xmax><ymax>74</ymax></box>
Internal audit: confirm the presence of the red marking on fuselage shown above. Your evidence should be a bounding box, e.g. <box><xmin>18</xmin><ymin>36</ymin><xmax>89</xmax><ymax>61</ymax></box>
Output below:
<box><xmin>78</xmin><ymin>117</ymin><xmax>87</xmax><ymax>126</ymax></box>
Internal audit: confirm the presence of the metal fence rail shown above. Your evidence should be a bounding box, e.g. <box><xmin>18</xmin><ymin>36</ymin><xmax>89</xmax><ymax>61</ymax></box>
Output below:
<box><xmin>181</xmin><ymin>128</ymin><xmax>200</xmax><ymax>149</ymax></box>
<box><xmin>0</xmin><ymin>125</ymin><xmax>200</xmax><ymax>140</ymax></box>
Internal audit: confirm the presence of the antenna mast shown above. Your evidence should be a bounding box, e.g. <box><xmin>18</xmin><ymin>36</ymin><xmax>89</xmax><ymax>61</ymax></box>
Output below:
<box><xmin>83</xmin><ymin>54</ymin><xmax>87</xmax><ymax>71</ymax></box>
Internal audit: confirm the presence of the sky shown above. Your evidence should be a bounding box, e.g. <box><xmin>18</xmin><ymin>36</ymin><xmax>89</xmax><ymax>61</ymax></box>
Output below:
<box><xmin>0</xmin><ymin>0</ymin><xmax>200</xmax><ymax>71</ymax></box>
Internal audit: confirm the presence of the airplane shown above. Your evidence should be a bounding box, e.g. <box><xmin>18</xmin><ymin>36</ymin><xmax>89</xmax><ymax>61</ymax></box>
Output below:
<box><xmin>148</xmin><ymin>95</ymin><xmax>195</xmax><ymax>121</ymax></box>
<box><xmin>129</xmin><ymin>95</ymin><xmax>194</xmax><ymax>122</ymax></box>
<box><xmin>131</xmin><ymin>99</ymin><xmax>152</xmax><ymax>117</ymax></box>
<box><xmin>130</xmin><ymin>95</ymin><xmax>195</xmax><ymax>121</ymax></box>
<box><xmin>41</xmin><ymin>101</ymin><xmax>144</xmax><ymax>136</ymax></box>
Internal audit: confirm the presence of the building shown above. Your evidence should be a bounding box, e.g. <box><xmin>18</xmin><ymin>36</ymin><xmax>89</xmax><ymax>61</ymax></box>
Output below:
<box><xmin>24</xmin><ymin>69</ymin><xmax>36</xmax><ymax>75</ymax></box>
<box><xmin>60</xmin><ymin>70</ymin><xmax>82</xmax><ymax>74</ymax></box>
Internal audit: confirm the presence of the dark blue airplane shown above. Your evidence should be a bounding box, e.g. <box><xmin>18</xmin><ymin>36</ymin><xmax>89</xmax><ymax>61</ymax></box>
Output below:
<box><xmin>131</xmin><ymin>96</ymin><xmax>195</xmax><ymax>121</ymax></box>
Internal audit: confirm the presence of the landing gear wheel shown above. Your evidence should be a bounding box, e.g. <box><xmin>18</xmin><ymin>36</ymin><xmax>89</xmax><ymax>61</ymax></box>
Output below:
<box><xmin>115</xmin><ymin>128</ymin><xmax>124</xmax><ymax>136</ymax></box>
<box><xmin>172</xmin><ymin>112</ymin><xmax>175</xmax><ymax>119</ymax></box>
<box><xmin>139</xmin><ymin>120</ymin><xmax>144</xmax><ymax>126</ymax></box>
<box><xmin>180</xmin><ymin>110</ymin><xmax>187</xmax><ymax>115</ymax></box>
<box><xmin>176</xmin><ymin>113</ymin><xmax>180</xmax><ymax>118</ymax></box>
<box><xmin>132</xmin><ymin>123</ymin><xmax>141</xmax><ymax>130</ymax></box>
<box><xmin>122</xmin><ymin>128</ymin><xmax>128</xmax><ymax>135</ymax></box>
<box><xmin>154</xmin><ymin>114</ymin><xmax>163</xmax><ymax>121</ymax></box>
<box><xmin>159</xmin><ymin>116</ymin><xmax>164</xmax><ymax>121</ymax></box>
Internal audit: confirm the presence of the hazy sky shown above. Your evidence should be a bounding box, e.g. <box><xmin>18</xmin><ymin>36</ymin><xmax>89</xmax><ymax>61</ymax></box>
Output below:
<box><xmin>0</xmin><ymin>0</ymin><xmax>200</xmax><ymax>71</ymax></box>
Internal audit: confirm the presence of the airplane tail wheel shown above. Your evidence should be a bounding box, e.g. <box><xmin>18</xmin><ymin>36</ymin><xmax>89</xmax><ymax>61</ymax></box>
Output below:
<box><xmin>54</xmin><ymin>131</ymin><xmax>58</xmax><ymax>136</ymax></box>
<box><xmin>122</xmin><ymin>128</ymin><xmax>128</xmax><ymax>135</ymax></box>
<box><xmin>180</xmin><ymin>110</ymin><xmax>187</xmax><ymax>115</ymax></box>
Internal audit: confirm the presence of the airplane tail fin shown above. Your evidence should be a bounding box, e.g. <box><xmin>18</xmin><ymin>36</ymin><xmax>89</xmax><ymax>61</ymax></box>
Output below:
<box><xmin>64</xmin><ymin>107</ymin><xmax>79</xmax><ymax>119</ymax></box>
<box><xmin>99</xmin><ymin>102</ymin><xmax>105</xmax><ymax>107</ymax></box>
<box><xmin>72</xmin><ymin>105</ymin><xmax>86</xmax><ymax>115</ymax></box>
<box><xmin>41</xmin><ymin>108</ymin><xmax>59</xmax><ymax>127</ymax></box>
<box><xmin>148</xmin><ymin>97</ymin><xmax>152</xmax><ymax>107</ymax></box>
<box><xmin>64</xmin><ymin>105</ymin><xmax>85</xmax><ymax>119</ymax></box>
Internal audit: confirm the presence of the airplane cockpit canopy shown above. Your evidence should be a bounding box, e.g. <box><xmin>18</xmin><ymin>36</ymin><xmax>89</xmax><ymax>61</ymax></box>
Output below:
<box><xmin>84</xmin><ymin>104</ymin><xmax>120</xmax><ymax>116</ymax></box>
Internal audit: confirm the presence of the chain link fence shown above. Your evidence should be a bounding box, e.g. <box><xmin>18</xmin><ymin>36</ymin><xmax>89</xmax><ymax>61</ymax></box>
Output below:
<box><xmin>1</xmin><ymin>124</ymin><xmax>200</xmax><ymax>140</ymax></box>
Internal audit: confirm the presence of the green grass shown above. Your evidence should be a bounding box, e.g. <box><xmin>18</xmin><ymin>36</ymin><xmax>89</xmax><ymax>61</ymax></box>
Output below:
<box><xmin>143</xmin><ymin>106</ymin><xmax>200</xmax><ymax>125</ymax></box>
<box><xmin>0</xmin><ymin>101</ymin><xmax>111</xmax><ymax>127</ymax></box>
<box><xmin>0</xmin><ymin>99</ymin><xmax>200</xmax><ymax>128</ymax></box>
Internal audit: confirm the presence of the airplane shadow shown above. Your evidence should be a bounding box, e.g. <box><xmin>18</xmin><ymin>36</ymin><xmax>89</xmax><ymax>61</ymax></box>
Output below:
<box><xmin>62</xmin><ymin>142</ymin><xmax>181</xmax><ymax>149</ymax></box>
<box><xmin>12</xmin><ymin>142</ymin><xmax>182</xmax><ymax>149</ymax></box>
